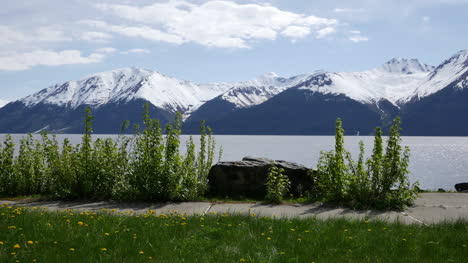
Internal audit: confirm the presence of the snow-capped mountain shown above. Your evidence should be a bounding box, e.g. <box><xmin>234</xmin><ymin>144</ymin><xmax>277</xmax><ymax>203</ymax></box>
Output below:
<box><xmin>410</xmin><ymin>49</ymin><xmax>468</xmax><ymax>99</ymax></box>
<box><xmin>1</xmin><ymin>50</ymin><xmax>467</xmax><ymax>135</ymax></box>
<box><xmin>296</xmin><ymin>58</ymin><xmax>434</xmax><ymax>106</ymax></box>
<box><xmin>206</xmin><ymin>72</ymin><xmax>312</xmax><ymax>108</ymax></box>
<box><xmin>0</xmin><ymin>99</ymin><xmax>9</xmax><ymax>109</ymax></box>
<box><xmin>185</xmin><ymin>50</ymin><xmax>467</xmax><ymax>135</ymax></box>
<box><xmin>21</xmin><ymin>67</ymin><xmax>229</xmax><ymax>115</ymax></box>
<box><xmin>377</xmin><ymin>58</ymin><xmax>434</xmax><ymax>74</ymax></box>
<box><xmin>400</xmin><ymin>50</ymin><xmax>468</xmax><ymax>135</ymax></box>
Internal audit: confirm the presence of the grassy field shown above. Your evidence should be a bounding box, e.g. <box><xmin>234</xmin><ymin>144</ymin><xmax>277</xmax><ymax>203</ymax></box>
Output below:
<box><xmin>0</xmin><ymin>204</ymin><xmax>466</xmax><ymax>263</ymax></box>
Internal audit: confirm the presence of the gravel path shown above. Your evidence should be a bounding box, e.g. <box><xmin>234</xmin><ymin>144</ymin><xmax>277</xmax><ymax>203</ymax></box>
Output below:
<box><xmin>3</xmin><ymin>193</ymin><xmax>467</xmax><ymax>225</ymax></box>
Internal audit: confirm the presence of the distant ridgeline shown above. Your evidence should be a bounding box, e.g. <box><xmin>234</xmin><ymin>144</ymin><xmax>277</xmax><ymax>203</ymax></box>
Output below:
<box><xmin>0</xmin><ymin>50</ymin><xmax>467</xmax><ymax>135</ymax></box>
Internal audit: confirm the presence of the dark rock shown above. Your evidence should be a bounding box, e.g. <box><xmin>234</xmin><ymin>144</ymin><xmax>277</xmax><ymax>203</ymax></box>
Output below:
<box><xmin>454</xmin><ymin>183</ymin><xmax>468</xmax><ymax>192</ymax></box>
<box><xmin>207</xmin><ymin>156</ymin><xmax>315</xmax><ymax>198</ymax></box>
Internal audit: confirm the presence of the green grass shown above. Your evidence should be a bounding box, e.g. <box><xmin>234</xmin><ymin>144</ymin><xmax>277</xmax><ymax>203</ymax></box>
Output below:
<box><xmin>0</xmin><ymin>205</ymin><xmax>466</xmax><ymax>263</ymax></box>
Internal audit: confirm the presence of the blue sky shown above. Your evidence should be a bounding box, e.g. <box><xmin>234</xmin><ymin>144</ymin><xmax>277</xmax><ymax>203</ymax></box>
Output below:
<box><xmin>0</xmin><ymin>0</ymin><xmax>467</xmax><ymax>101</ymax></box>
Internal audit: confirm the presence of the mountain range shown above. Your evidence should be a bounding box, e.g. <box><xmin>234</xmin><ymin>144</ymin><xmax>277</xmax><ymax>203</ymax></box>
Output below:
<box><xmin>0</xmin><ymin>50</ymin><xmax>467</xmax><ymax>135</ymax></box>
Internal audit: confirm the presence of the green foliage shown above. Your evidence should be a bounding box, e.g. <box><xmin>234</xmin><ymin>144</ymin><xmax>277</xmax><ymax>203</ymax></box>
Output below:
<box><xmin>314</xmin><ymin>117</ymin><xmax>419</xmax><ymax>210</ymax></box>
<box><xmin>315</xmin><ymin>119</ymin><xmax>349</xmax><ymax>202</ymax></box>
<box><xmin>1</xmin><ymin>206</ymin><xmax>467</xmax><ymax>263</ymax></box>
<box><xmin>0</xmin><ymin>103</ymin><xmax>220</xmax><ymax>201</ymax></box>
<box><xmin>0</xmin><ymin>135</ymin><xmax>15</xmax><ymax>196</ymax></box>
<box><xmin>265</xmin><ymin>164</ymin><xmax>291</xmax><ymax>203</ymax></box>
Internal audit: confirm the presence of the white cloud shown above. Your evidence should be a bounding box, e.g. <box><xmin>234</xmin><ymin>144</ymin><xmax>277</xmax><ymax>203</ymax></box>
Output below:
<box><xmin>0</xmin><ymin>50</ymin><xmax>104</xmax><ymax>71</ymax></box>
<box><xmin>90</xmin><ymin>0</ymin><xmax>338</xmax><ymax>48</ymax></box>
<box><xmin>349</xmin><ymin>36</ymin><xmax>369</xmax><ymax>43</ymax></box>
<box><xmin>0</xmin><ymin>25</ymin><xmax>70</xmax><ymax>46</ymax></box>
<box><xmin>422</xmin><ymin>16</ymin><xmax>431</xmax><ymax>23</ymax></box>
<box><xmin>281</xmin><ymin>26</ymin><xmax>311</xmax><ymax>39</ymax></box>
<box><xmin>120</xmin><ymin>48</ymin><xmax>151</xmax><ymax>54</ymax></box>
<box><xmin>333</xmin><ymin>8</ymin><xmax>365</xmax><ymax>13</ymax></box>
<box><xmin>80</xmin><ymin>20</ymin><xmax>185</xmax><ymax>45</ymax></box>
<box><xmin>81</xmin><ymin>31</ymin><xmax>113</xmax><ymax>43</ymax></box>
<box><xmin>95</xmin><ymin>47</ymin><xmax>118</xmax><ymax>53</ymax></box>
<box><xmin>316</xmin><ymin>27</ymin><xmax>336</xmax><ymax>39</ymax></box>
<box><xmin>348</xmin><ymin>30</ymin><xmax>369</xmax><ymax>43</ymax></box>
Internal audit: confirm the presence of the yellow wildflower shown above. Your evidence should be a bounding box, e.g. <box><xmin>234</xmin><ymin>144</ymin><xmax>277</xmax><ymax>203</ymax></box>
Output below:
<box><xmin>101</xmin><ymin>248</ymin><xmax>107</xmax><ymax>251</ymax></box>
<box><xmin>77</xmin><ymin>221</ymin><xmax>84</xmax><ymax>226</ymax></box>
<box><xmin>240</xmin><ymin>258</ymin><xmax>246</xmax><ymax>262</ymax></box>
<box><xmin>13</xmin><ymin>244</ymin><xmax>20</xmax><ymax>249</ymax></box>
<box><xmin>139</xmin><ymin>250</ymin><xmax>144</xmax><ymax>254</ymax></box>
<box><xmin>69</xmin><ymin>248</ymin><xmax>75</xmax><ymax>251</ymax></box>
<box><xmin>104</xmin><ymin>233</ymin><xmax>110</xmax><ymax>236</ymax></box>
<box><xmin>27</xmin><ymin>241</ymin><xmax>33</xmax><ymax>244</ymax></box>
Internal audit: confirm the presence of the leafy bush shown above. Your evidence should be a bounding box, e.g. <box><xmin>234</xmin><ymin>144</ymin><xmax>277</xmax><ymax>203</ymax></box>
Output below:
<box><xmin>265</xmin><ymin>164</ymin><xmax>291</xmax><ymax>203</ymax></box>
<box><xmin>314</xmin><ymin>117</ymin><xmax>419</xmax><ymax>210</ymax></box>
<box><xmin>0</xmin><ymin>103</ymin><xmax>219</xmax><ymax>201</ymax></box>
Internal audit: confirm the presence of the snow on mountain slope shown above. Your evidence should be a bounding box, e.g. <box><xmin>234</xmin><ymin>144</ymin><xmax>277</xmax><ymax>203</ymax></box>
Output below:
<box><xmin>20</xmin><ymin>68</ymin><xmax>231</xmax><ymax>115</ymax></box>
<box><xmin>411</xmin><ymin>50</ymin><xmax>468</xmax><ymax>99</ymax></box>
<box><xmin>207</xmin><ymin>72</ymin><xmax>313</xmax><ymax>108</ymax></box>
<box><xmin>377</xmin><ymin>58</ymin><xmax>434</xmax><ymax>74</ymax></box>
<box><xmin>297</xmin><ymin>58</ymin><xmax>433</xmax><ymax>105</ymax></box>
<box><xmin>16</xmin><ymin>53</ymin><xmax>462</xmax><ymax>122</ymax></box>
<box><xmin>0</xmin><ymin>99</ymin><xmax>9</xmax><ymax>108</ymax></box>
<box><xmin>22</xmin><ymin>68</ymin><xmax>153</xmax><ymax>108</ymax></box>
<box><xmin>110</xmin><ymin>71</ymin><xmax>229</xmax><ymax>113</ymax></box>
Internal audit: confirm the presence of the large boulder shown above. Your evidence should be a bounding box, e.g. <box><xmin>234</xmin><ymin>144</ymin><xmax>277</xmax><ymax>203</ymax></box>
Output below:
<box><xmin>455</xmin><ymin>183</ymin><xmax>468</xmax><ymax>192</ymax></box>
<box><xmin>207</xmin><ymin>156</ymin><xmax>315</xmax><ymax>198</ymax></box>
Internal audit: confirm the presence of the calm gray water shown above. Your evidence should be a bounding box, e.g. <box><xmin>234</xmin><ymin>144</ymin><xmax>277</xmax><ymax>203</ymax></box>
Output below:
<box><xmin>2</xmin><ymin>134</ymin><xmax>467</xmax><ymax>191</ymax></box>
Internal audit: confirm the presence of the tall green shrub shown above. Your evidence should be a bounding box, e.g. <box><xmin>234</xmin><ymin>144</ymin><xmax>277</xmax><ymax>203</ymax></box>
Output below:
<box><xmin>0</xmin><ymin>135</ymin><xmax>15</xmax><ymax>196</ymax></box>
<box><xmin>75</xmin><ymin>107</ymin><xmax>94</xmax><ymax>199</ymax></box>
<box><xmin>315</xmin><ymin>119</ymin><xmax>349</xmax><ymax>202</ymax></box>
<box><xmin>0</xmin><ymin>103</ymin><xmax>220</xmax><ymax>202</ymax></box>
<box><xmin>265</xmin><ymin>164</ymin><xmax>291</xmax><ymax>203</ymax></box>
<box><xmin>314</xmin><ymin>117</ymin><xmax>419</xmax><ymax>210</ymax></box>
<box><xmin>163</xmin><ymin>112</ymin><xmax>183</xmax><ymax>199</ymax></box>
<box><xmin>132</xmin><ymin>103</ymin><xmax>165</xmax><ymax>199</ymax></box>
<box><xmin>378</xmin><ymin>117</ymin><xmax>418</xmax><ymax>209</ymax></box>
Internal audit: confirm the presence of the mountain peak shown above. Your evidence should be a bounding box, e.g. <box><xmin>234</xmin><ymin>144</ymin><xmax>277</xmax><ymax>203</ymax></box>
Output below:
<box><xmin>258</xmin><ymin>72</ymin><xmax>279</xmax><ymax>79</ymax></box>
<box><xmin>377</xmin><ymin>58</ymin><xmax>434</xmax><ymax>74</ymax></box>
<box><xmin>85</xmin><ymin>67</ymin><xmax>153</xmax><ymax>79</ymax></box>
<box><xmin>447</xmin><ymin>49</ymin><xmax>468</xmax><ymax>65</ymax></box>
